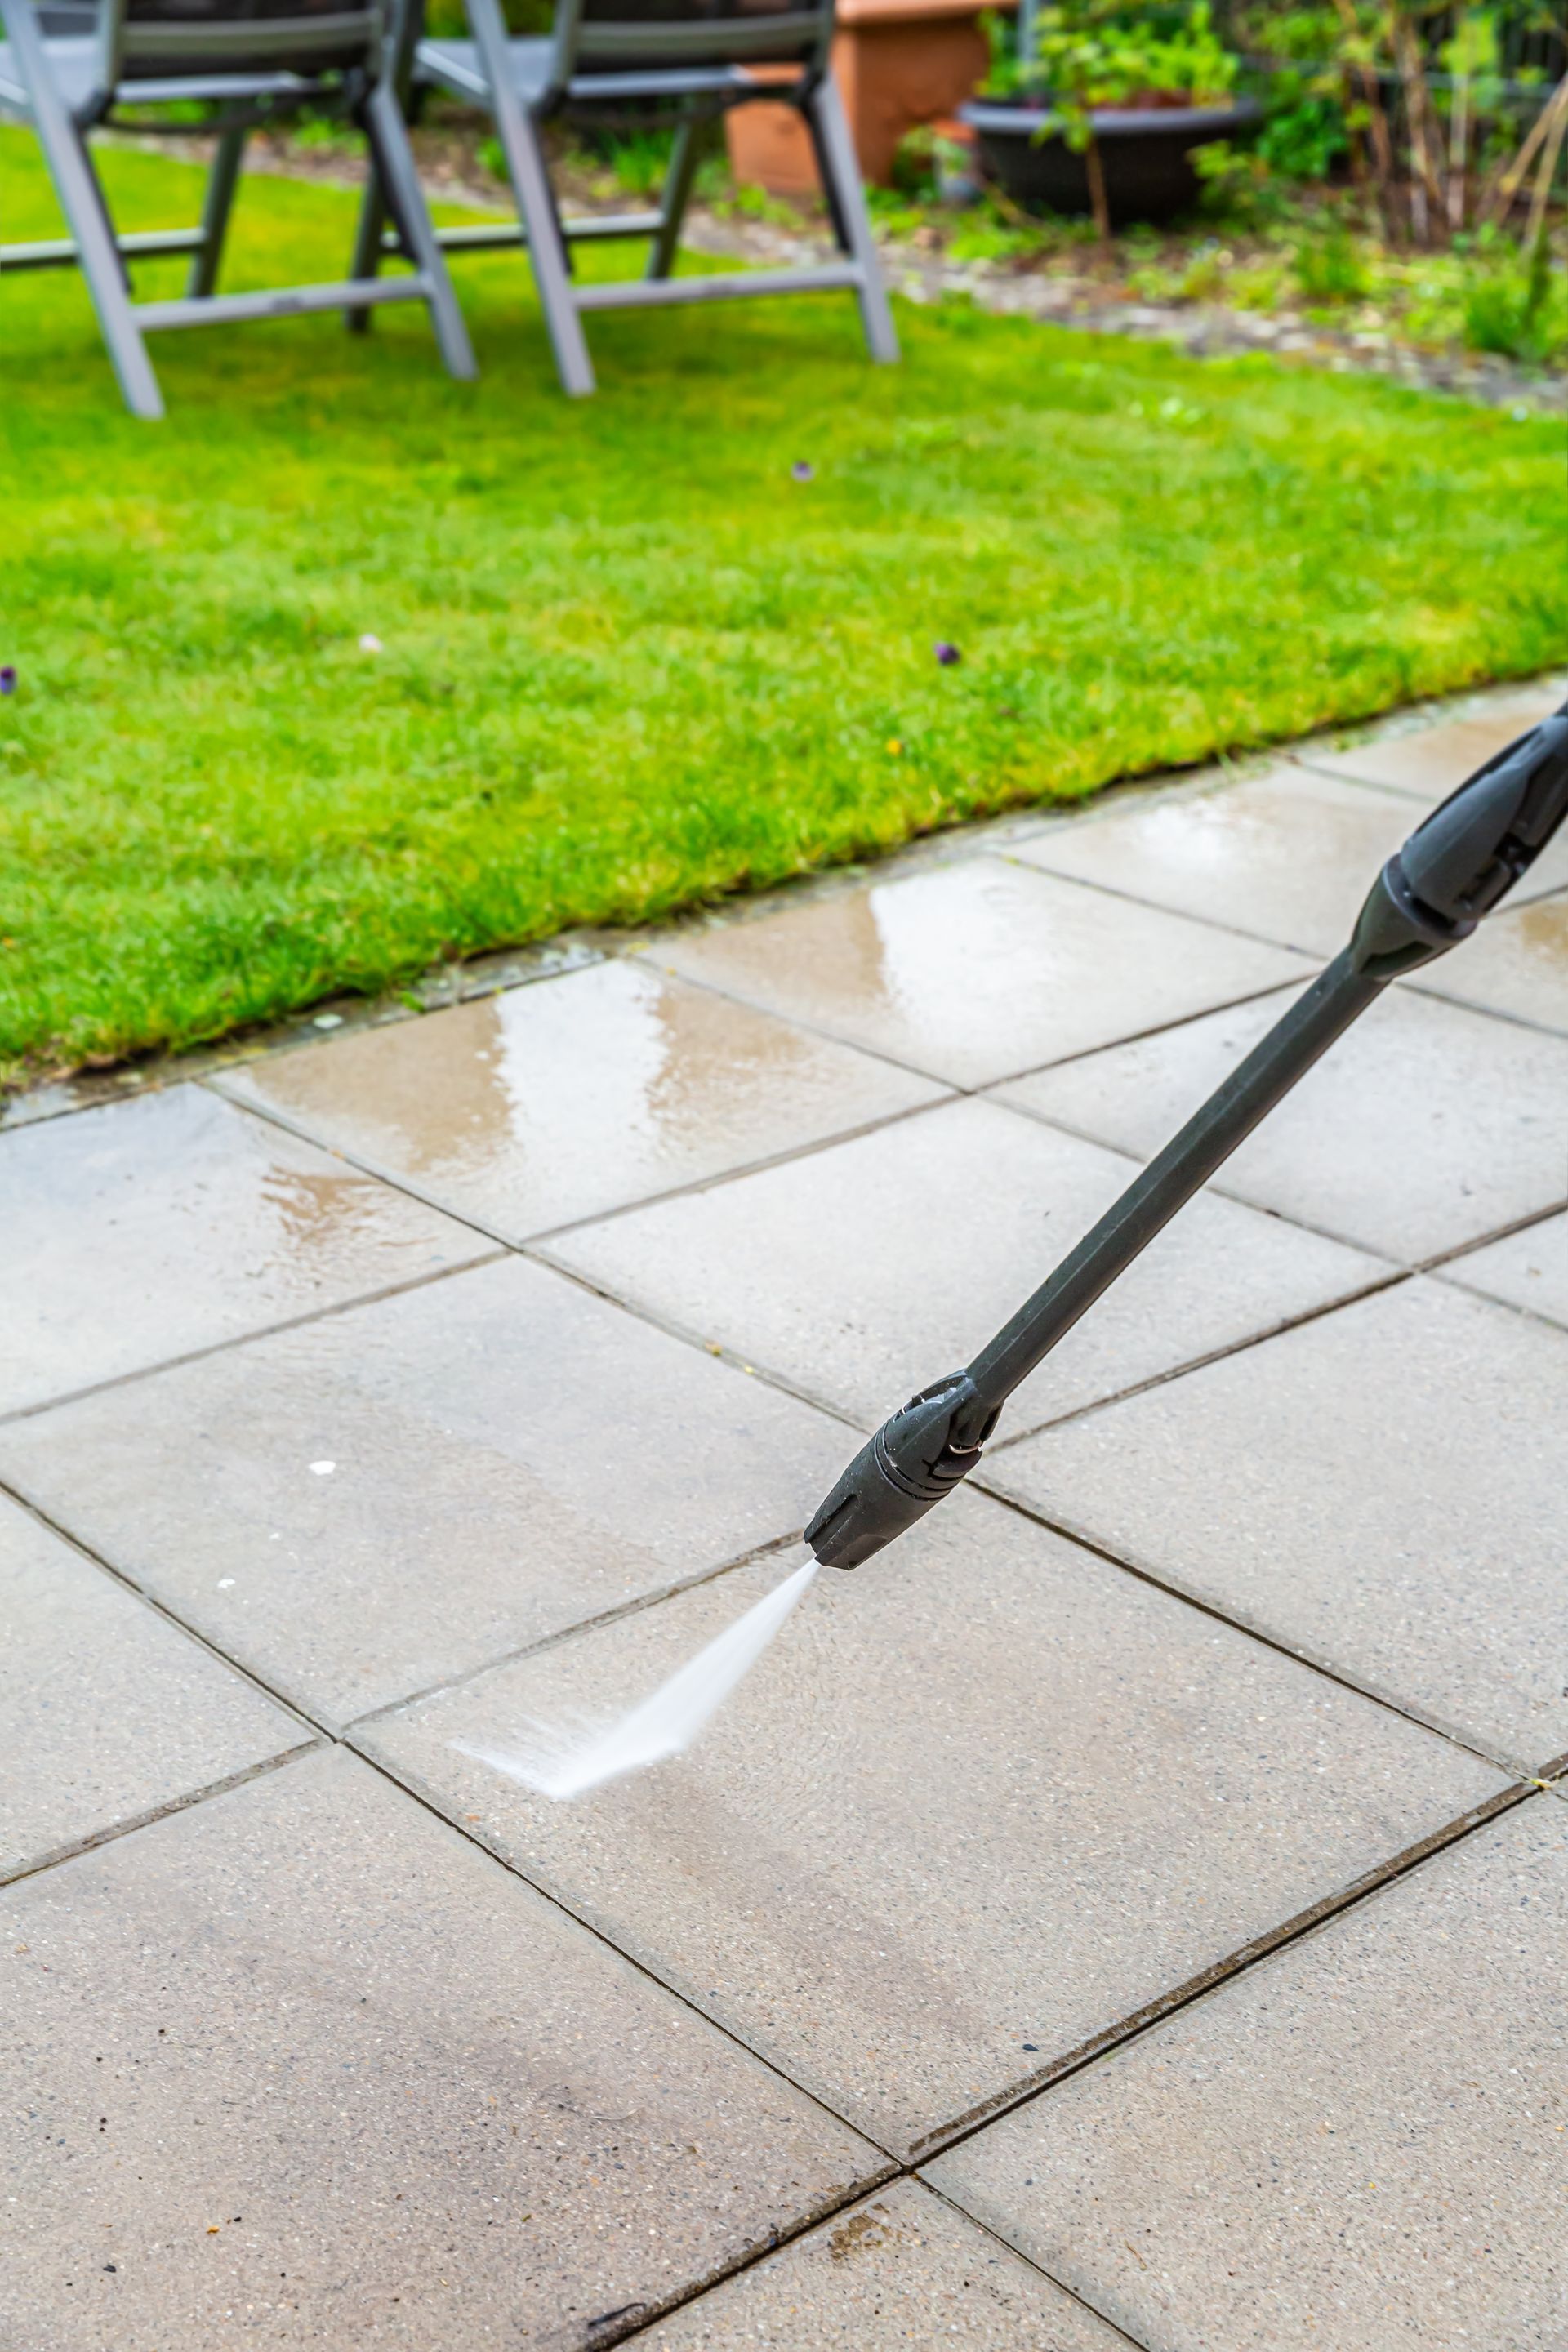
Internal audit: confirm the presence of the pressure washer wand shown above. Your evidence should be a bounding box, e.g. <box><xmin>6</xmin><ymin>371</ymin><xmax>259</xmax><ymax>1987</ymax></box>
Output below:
<box><xmin>805</xmin><ymin>704</ymin><xmax>1568</xmax><ymax>1570</ymax></box>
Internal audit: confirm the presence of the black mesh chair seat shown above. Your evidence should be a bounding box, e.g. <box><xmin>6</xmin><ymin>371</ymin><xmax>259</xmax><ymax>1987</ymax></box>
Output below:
<box><xmin>415</xmin><ymin>31</ymin><xmax>748</xmax><ymax>105</ymax></box>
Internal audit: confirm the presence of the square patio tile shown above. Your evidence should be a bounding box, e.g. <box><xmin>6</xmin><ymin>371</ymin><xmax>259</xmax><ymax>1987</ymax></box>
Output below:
<box><xmin>638</xmin><ymin>2179</ymin><xmax>1128</xmax><ymax>2350</ymax></box>
<box><xmin>0</xmin><ymin>1084</ymin><xmax>488</xmax><ymax>1419</ymax></box>
<box><xmin>0</xmin><ymin>1256</ymin><xmax>851</xmax><ymax>1729</ymax></box>
<box><xmin>0</xmin><ymin>1494</ymin><xmax>307</xmax><ymax>1881</ymax></box>
<box><xmin>1411</xmin><ymin>890</ymin><xmax>1568</xmax><ymax>1036</ymax></box>
<box><xmin>1440</xmin><ymin>1211</ymin><xmax>1567</xmax><ymax>1330</ymax></box>
<box><xmin>216</xmin><ymin>958</ymin><xmax>947</xmax><ymax>1240</ymax></box>
<box><xmin>361</xmin><ymin>1492</ymin><xmax>1507</xmax><ymax>2159</ymax></box>
<box><xmin>656</xmin><ymin>858</ymin><xmax>1308</xmax><ymax>1087</ymax></box>
<box><xmin>998</xmin><ymin>985</ymin><xmax>1568</xmax><ymax>1263</ymax></box>
<box><xmin>1012</xmin><ymin>766</ymin><xmax>1566</xmax><ymax>960</ymax></box>
<box><xmin>0</xmin><ymin>1748</ymin><xmax>881</xmax><ymax>2352</ymax></box>
<box><xmin>1295</xmin><ymin>692</ymin><xmax>1564</xmax><ymax>799</ymax></box>
<box><xmin>925</xmin><ymin>1797</ymin><xmax>1568</xmax><ymax>2352</ymax></box>
<box><xmin>992</xmin><ymin>1280</ymin><xmax>1568</xmax><ymax>1770</ymax></box>
<box><xmin>546</xmin><ymin>1098</ymin><xmax>1386</xmax><ymax>1436</ymax></box>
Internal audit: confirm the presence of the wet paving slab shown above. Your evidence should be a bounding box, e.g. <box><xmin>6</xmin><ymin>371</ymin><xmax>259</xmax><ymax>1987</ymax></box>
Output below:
<box><xmin>654</xmin><ymin>856</ymin><xmax>1308</xmax><ymax>1088</ymax></box>
<box><xmin>925</xmin><ymin>1796</ymin><xmax>1568</xmax><ymax>2352</ymax></box>
<box><xmin>991</xmin><ymin>1278</ymin><xmax>1568</xmax><ymax>1773</ymax></box>
<box><xmin>0</xmin><ymin>1493</ymin><xmax>308</xmax><ymax>1883</ymax></box>
<box><xmin>0</xmin><ymin>1255</ymin><xmax>850</xmax><ymax>1731</ymax></box>
<box><xmin>0</xmin><ymin>1083</ymin><xmax>487</xmax><ymax>1419</ymax></box>
<box><xmin>546</xmin><ymin>1094</ymin><xmax>1386</xmax><ymax>1436</ymax></box>
<box><xmin>0</xmin><ymin>1749</ymin><xmax>883</xmax><ymax>2352</ymax></box>
<box><xmin>360</xmin><ymin>1493</ymin><xmax>1507</xmax><ymax>2160</ymax></box>
<box><xmin>998</xmin><ymin>982</ymin><xmax>1568</xmax><ymax>1264</ymax></box>
<box><xmin>216</xmin><ymin>956</ymin><xmax>947</xmax><ymax>1241</ymax></box>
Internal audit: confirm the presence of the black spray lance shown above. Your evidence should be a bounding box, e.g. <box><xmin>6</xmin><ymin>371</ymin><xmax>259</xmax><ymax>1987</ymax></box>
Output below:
<box><xmin>805</xmin><ymin>703</ymin><xmax>1568</xmax><ymax>1572</ymax></box>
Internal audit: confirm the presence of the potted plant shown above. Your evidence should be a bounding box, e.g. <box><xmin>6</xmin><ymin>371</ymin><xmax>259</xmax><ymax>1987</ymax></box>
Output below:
<box><xmin>961</xmin><ymin>0</ymin><xmax>1263</xmax><ymax>235</ymax></box>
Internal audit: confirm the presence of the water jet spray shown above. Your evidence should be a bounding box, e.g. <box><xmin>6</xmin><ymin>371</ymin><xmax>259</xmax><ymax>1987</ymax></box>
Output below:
<box><xmin>806</xmin><ymin>704</ymin><xmax>1568</xmax><ymax>1571</ymax></box>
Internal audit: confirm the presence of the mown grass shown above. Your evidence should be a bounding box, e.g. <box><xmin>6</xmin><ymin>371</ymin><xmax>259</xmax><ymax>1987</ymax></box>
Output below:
<box><xmin>2</xmin><ymin>127</ymin><xmax>1565</xmax><ymax>1088</ymax></box>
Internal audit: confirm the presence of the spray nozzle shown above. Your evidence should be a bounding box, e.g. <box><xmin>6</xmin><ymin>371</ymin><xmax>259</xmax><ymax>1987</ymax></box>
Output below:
<box><xmin>805</xmin><ymin>1373</ymin><xmax>996</xmax><ymax>1568</ymax></box>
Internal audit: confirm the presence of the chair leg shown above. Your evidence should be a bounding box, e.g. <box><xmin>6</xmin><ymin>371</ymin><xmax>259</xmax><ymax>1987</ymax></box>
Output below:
<box><xmin>187</xmin><ymin>125</ymin><xmax>246</xmax><ymax>299</ymax></box>
<box><xmin>345</xmin><ymin>158</ymin><xmax>390</xmax><ymax>335</ymax></box>
<box><xmin>0</xmin><ymin>0</ymin><xmax>163</xmax><ymax>416</ymax></box>
<box><xmin>804</xmin><ymin>74</ymin><xmax>898</xmax><ymax>365</ymax></box>
<box><xmin>483</xmin><ymin>86</ymin><xmax>595</xmax><ymax>394</ymax></box>
<box><xmin>645</xmin><ymin>114</ymin><xmax>702</xmax><ymax>281</ymax></box>
<box><xmin>361</xmin><ymin>78</ymin><xmax>478</xmax><ymax>381</ymax></box>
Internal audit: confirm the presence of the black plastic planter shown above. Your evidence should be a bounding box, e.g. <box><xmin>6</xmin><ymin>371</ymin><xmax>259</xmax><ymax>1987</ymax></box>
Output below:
<box><xmin>960</xmin><ymin>96</ymin><xmax>1263</xmax><ymax>226</ymax></box>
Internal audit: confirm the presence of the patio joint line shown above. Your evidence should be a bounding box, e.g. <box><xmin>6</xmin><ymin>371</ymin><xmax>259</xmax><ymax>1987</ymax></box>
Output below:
<box><xmin>1402</xmin><ymin>966</ymin><xmax>1568</xmax><ymax>1046</ymax></box>
<box><xmin>905</xmin><ymin>1775</ymin><xmax>1540</xmax><ymax>2167</ymax></box>
<box><xmin>967</xmin><ymin>1467</ymin><xmax>1540</xmax><ymax>1781</ymax></box>
<box><xmin>0</xmin><ymin>1744</ymin><xmax>319</xmax><ymax>1893</ymax></box>
<box><xmin>915</xmin><ymin>2175</ymin><xmax>1158</xmax><ymax>2352</ymax></box>
<box><xmin>0</xmin><ymin>1474</ymin><xmax>332</xmax><ymax>1742</ymax></box>
<box><xmin>346</xmin><ymin>1738</ymin><xmax>905</xmax><ymax>2170</ymax></box>
<box><xmin>0</xmin><ymin>1245</ymin><xmax>510</xmax><ymax>1429</ymax></box>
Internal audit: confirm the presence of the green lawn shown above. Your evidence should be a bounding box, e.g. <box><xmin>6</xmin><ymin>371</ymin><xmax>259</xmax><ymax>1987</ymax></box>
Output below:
<box><xmin>2</xmin><ymin>128</ymin><xmax>1565</xmax><ymax>1089</ymax></box>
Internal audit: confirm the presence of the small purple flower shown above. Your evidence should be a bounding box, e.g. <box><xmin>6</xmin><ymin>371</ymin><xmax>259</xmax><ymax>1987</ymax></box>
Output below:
<box><xmin>0</xmin><ymin>666</ymin><xmax>16</xmax><ymax>696</ymax></box>
<box><xmin>934</xmin><ymin>641</ymin><xmax>961</xmax><ymax>667</ymax></box>
<box><xmin>790</xmin><ymin>461</ymin><xmax>815</xmax><ymax>483</ymax></box>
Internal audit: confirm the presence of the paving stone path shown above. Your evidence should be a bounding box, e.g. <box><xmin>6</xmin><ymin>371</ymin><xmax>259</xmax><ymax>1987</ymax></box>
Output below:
<box><xmin>2</xmin><ymin>681</ymin><xmax>1566</xmax><ymax>2350</ymax></box>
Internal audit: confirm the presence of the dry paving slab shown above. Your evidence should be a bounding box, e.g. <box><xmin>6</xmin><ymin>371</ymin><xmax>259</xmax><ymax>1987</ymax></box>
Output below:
<box><xmin>0</xmin><ymin>1493</ymin><xmax>308</xmax><ymax>1882</ymax></box>
<box><xmin>0</xmin><ymin>1082</ymin><xmax>487</xmax><ymax>1419</ymax></box>
<box><xmin>997</xmin><ymin>982</ymin><xmax>1568</xmax><ymax>1264</ymax></box>
<box><xmin>0</xmin><ymin>1254</ymin><xmax>852</xmax><ymax>1730</ymax></box>
<box><xmin>635</xmin><ymin>2179</ymin><xmax>1133</xmax><ymax>2350</ymax></box>
<box><xmin>216</xmin><ymin>956</ymin><xmax>947</xmax><ymax>1241</ymax></box>
<box><xmin>360</xmin><ymin>1492</ymin><xmax>1508</xmax><ymax>2161</ymax></box>
<box><xmin>654</xmin><ymin>855</ymin><xmax>1308</xmax><ymax>1088</ymax></box>
<box><xmin>546</xmin><ymin>1094</ymin><xmax>1386</xmax><ymax>1435</ymax></box>
<box><xmin>0</xmin><ymin>1748</ymin><xmax>884</xmax><ymax>2352</ymax></box>
<box><xmin>924</xmin><ymin>1795</ymin><xmax>1568</xmax><ymax>2352</ymax></box>
<box><xmin>991</xmin><ymin>1277</ymin><xmax>1568</xmax><ymax>1773</ymax></box>
<box><xmin>1439</xmin><ymin>1209</ymin><xmax>1567</xmax><ymax>1330</ymax></box>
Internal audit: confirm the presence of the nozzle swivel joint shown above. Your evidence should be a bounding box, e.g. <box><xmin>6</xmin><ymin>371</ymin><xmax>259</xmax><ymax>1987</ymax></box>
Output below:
<box><xmin>804</xmin><ymin>1374</ymin><xmax>996</xmax><ymax>1568</ymax></box>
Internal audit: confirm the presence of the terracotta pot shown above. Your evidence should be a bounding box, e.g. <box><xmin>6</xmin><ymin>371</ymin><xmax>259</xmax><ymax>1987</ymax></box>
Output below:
<box><xmin>725</xmin><ymin>0</ymin><xmax>1009</xmax><ymax>193</ymax></box>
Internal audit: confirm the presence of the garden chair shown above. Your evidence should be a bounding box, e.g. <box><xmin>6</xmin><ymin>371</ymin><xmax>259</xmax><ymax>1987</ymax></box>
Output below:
<box><xmin>0</xmin><ymin>0</ymin><xmax>475</xmax><ymax>417</ymax></box>
<box><xmin>351</xmin><ymin>0</ymin><xmax>898</xmax><ymax>394</ymax></box>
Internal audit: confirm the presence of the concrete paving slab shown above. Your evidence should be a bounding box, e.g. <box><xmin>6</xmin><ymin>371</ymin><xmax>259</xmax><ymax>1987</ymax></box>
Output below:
<box><xmin>925</xmin><ymin>1796</ymin><xmax>1568</xmax><ymax>2352</ymax></box>
<box><xmin>1296</xmin><ymin>695</ymin><xmax>1563</xmax><ymax>799</ymax></box>
<box><xmin>1439</xmin><ymin>1211</ymin><xmax>1567</xmax><ymax>1330</ymax></box>
<box><xmin>1411</xmin><ymin>891</ymin><xmax>1568</xmax><ymax>1036</ymax></box>
<box><xmin>1013</xmin><ymin>765</ymin><xmax>1562</xmax><ymax>957</ymax></box>
<box><xmin>655</xmin><ymin>858</ymin><xmax>1308</xmax><ymax>1088</ymax></box>
<box><xmin>362</xmin><ymin>1494</ymin><xmax>1507</xmax><ymax>2160</ymax></box>
<box><xmin>637</xmin><ymin>2179</ymin><xmax>1130</xmax><ymax>2350</ymax></box>
<box><xmin>0</xmin><ymin>1748</ymin><xmax>882</xmax><ymax>2352</ymax></box>
<box><xmin>0</xmin><ymin>1084</ymin><xmax>487</xmax><ymax>1419</ymax></box>
<box><xmin>0</xmin><ymin>1494</ymin><xmax>307</xmax><ymax>1881</ymax></box>
<box><xmin>992</xmin><ymin>1279</ymin><xmax>1568</xmax><ymax>1770</ymax></box>
<box><xmin>0</xmin><ymin>1257</ymin><xmax>851</xmax><ymax>1730</ymax></box>
<box><xmin>546</xmin><ymin>1097</ymin><xmax>1386</xmax><ymax>1435</ymax></box>
<box><xmin>999</xmin><ymin>984</ymin><xmax>1568</xmax><ymax>1263</ymax></box>
<box><xmin>216</xmin><ymin>959</ymin><xmax>947</xmax><ymax>1241</ymax></box>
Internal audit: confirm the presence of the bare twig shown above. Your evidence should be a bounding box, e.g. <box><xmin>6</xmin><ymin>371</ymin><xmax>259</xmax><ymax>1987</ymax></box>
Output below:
<box><xmin>1479</xmin><ymin>71</ymin><xmax>1568</xmax><ymax>231</ymax></box>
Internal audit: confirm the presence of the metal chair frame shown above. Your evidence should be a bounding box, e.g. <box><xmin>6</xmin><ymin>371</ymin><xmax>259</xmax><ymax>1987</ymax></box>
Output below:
<box><xmin>0</xmin><ymin>0</ymin><xmax>476</xmax><ymax>416</ymax></box>
<box><xmin>351</xmin><ymin>0</ymin><xmax>898</xmax><ymax>394</ymax></box>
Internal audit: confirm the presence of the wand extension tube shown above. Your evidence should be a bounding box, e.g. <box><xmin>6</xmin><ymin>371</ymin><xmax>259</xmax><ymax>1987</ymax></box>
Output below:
<box><xmin>806</xmin><ymin>704</ymin><xmax>1568</xmax><ymax>1570</ymax></box>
